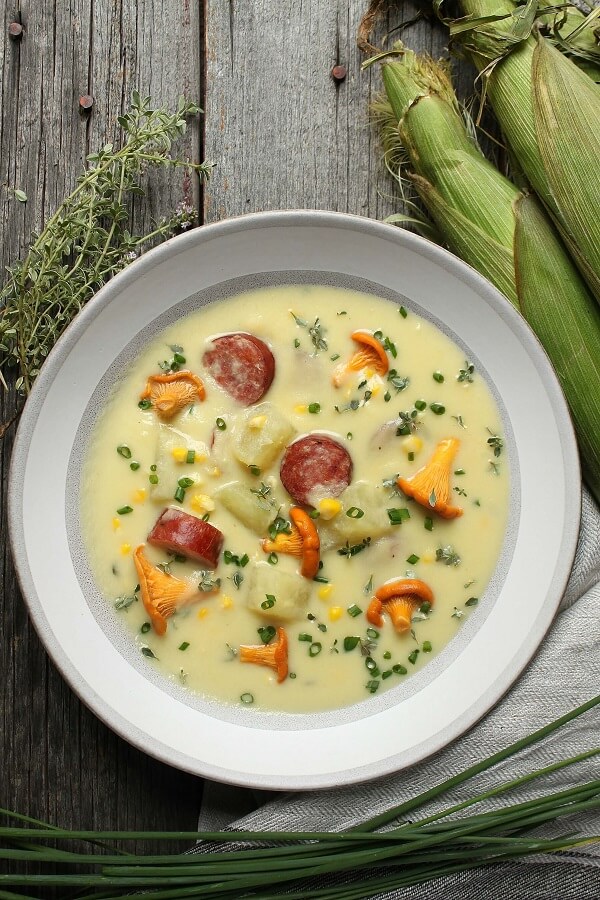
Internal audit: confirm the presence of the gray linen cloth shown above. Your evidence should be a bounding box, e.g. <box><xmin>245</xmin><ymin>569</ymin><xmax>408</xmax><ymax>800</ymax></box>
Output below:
<box><xmin>197</xmin><ymin>488</ymin><xmax>600</xmax><ymax>898</ymax></box>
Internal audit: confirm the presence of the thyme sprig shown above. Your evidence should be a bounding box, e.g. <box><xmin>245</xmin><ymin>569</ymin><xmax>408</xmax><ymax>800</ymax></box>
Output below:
<box><xmin>0</xmin><ymin>92</ymin><xmax>212</xmax><ymax>394</ymax></box>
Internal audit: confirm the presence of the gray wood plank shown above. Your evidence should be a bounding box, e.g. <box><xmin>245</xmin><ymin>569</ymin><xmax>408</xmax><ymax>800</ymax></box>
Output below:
<box><xmin>0</xmin><ymin>0</ymin><xmax>203</xmax><ymax>850</ymax></box>
<box><xmin>204</xmin><ymin>0</ymin><xmax>496</xmax><ymax>223</ymax></box>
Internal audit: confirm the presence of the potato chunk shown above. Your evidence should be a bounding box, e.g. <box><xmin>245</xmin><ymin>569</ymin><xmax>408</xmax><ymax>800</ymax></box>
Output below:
<box><xmin>320</xmin><ymin>481</ymin><xmax>393</xmax><ymax>548</ymax></box>
<box><xmin>232</xmin><ymin>402</ymin><xmax>295</xmax><ymax>470</ymax></box>
<box><xmin>214</xmin><ymin>481</ymin><xmax>273</xmax><ymax>535</ymax></box>
<box><xmin>152</xmin><ymin>425</ymin><xmax>209</xmax><ymax>502</ymax></box>
<box><xmin>246</xmin><ymin>563</ymin><xmax>310</xmax><ymax>621</ymax></box>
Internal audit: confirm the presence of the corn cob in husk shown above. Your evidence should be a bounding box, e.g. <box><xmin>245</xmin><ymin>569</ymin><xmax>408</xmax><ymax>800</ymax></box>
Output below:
<box><xmin>376</xmin><ymin>49</ymin><xmax>600</xmax><ymax>501</ymax></box>
<box><xmin>433</xmin><ymin>0</ymin><xmax>600</xmax><ymax>307</ymax></box>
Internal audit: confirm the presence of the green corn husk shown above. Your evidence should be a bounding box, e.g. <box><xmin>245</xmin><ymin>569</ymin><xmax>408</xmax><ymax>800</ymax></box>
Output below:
<box><xmin>434</xmin><ymin>0</ymin><xmax>600</xmax><ymax>307</ymax></box>
<box><xmin>376</xmin><ymin>49</ymin><xmax>600</xmax><ymax>502</ymax></box>
<box><xmin>536</xmin><ymin>3</ymin><xmax>600</xmax><ymax>82</ymax></box>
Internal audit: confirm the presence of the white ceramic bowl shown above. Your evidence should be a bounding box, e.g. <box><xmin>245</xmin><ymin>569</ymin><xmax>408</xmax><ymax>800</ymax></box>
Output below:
<box><xmin>9</xmin><ymin>211</ymin><xmax>580</xmax><ymax>789</ymax></box>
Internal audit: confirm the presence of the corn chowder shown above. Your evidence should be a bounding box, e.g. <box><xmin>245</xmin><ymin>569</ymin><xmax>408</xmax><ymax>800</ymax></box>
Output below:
<box><xmin>81</xmin><ymin>285</ymin><xmax>509</xmax><ymax>713</ymax></box>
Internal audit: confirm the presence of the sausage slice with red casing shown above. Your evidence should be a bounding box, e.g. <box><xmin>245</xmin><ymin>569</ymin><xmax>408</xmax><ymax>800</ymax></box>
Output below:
<box><xmin>280</xmin><ymin>433</ymin><xmax>353</xmax><ymax>508</ymax></box>
<box><xmin>147</xmin><ymin>508</ymin><xmax>224</xmax><ymax>569</ymax></box>
<box><xmin>202</xmin><ymin>333</ymin><xmax>275</xmax><ymax>405</ymax></box>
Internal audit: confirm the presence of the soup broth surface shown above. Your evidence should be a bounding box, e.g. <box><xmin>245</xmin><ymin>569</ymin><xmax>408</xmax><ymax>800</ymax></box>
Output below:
<box><xmin>81</xmin><ymin>285</ymin><xmax>509</xmax><ymax>713</ymax></box>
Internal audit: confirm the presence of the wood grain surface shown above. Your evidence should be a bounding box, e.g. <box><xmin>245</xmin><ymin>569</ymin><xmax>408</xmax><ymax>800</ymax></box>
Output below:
<box><xmin>0</xmin><ymin>0</ymin><xmax>483</xmax><ymax>853</ymax></box>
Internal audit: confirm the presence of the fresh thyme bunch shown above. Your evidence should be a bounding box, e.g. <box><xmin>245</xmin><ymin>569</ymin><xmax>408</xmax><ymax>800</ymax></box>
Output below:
<box><xmin>0</xmin><ymin>91</ymin><xmax>212</xmax><ymax>395</ymax></box>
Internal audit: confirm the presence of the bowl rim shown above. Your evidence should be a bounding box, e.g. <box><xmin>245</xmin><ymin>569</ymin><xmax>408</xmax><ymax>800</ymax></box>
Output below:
<box><xmin>8</xmin><ymin>209</ymin><xmax>581</xmax><ymax>789</ymax></box>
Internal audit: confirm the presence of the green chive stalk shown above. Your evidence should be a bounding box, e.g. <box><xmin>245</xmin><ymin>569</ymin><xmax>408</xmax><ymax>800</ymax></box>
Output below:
<box><xmin>433</xmin><ymin>0</ymin><xmax>600</xmax><ymax>306</ymax></box>
<box><xmin>373</xmin><ymin>48</ymin><xmax>600</xmax><ymax>502</ymax></box>
<box><xmin>1</xmin><ymin>696</ymin><xmax>599</xmax><ymax>897</ymax></box>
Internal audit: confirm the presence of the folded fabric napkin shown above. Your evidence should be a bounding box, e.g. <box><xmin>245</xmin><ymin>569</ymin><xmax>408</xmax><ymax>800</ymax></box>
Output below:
<box><xmin>197</xmin><ymin>488</ymin><xmax>600</xmax><ymax>898</ymax></box>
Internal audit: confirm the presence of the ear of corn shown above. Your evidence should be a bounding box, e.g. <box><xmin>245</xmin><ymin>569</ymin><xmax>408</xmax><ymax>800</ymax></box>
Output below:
<box><xmin>377</xmin><ymin>50</ymin><xmax>600</xmax><ymax>502</ymax></box>
<box><xmin>437</xmin><ymin>0</ymin><xmax>600</xmax><ymax>307</ymax></box>
<box><xmin>536</xmin><ymin>4</ymin><xmax>600</xmax><ymax>82</ymax></box>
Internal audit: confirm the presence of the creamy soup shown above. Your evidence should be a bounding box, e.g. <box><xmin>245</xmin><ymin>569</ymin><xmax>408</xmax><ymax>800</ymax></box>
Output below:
<box><xmin>81</xmin><ymin>285</ymin><xmax>509</xmax><ymax>713</ymax></box>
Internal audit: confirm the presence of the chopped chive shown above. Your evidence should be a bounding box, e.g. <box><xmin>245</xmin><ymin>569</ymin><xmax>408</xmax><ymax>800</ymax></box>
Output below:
<box><xmin>466</xmin><ymin>597</ymin><xmax>479</xmax><ymax>607</ymax></box>
<box><xmin>408</xmin><ymin>649</ymin><xmax>420</xmax><ymax>665</ymax></box>
<box><xmin>248</xmin><ymin>464</ymin><xmax>261</xmax><ymax>476</ymax></box>
<box><xmin>430</xmin><ymin>403</ymin><xmax>445</xmax><ymax>415</ymax></box>
<box><xmin>179</xmin><ymin>642</ymin><xmax>190</xmax><ymax>651</ymax></box>
<box><xmin>330</xmin><ymin>353</ymin><xmax>340</xmax><ymax>361</ymax></box>
<box><xmin>298</xmin><ymin>633</ymin><xmax>312</xmax><ymax>642</ymax></box>
<box><xmin>141</xmin><ymin>646</ymin><xmax>157</xmax><ymax>659</ymax></box>
<box><xmin>240</xmin><ymin>693</ymin><xmax>254</xmax><ymax>704</ymax></box>
<box><xmin>309</xmin><ymin>642</ymin><xmax>322</xmax><ymax>657</ymax></box>
<box><xmin>384</xmin><ymin>391</ymin><xmax>391</xmax><ymax>402</ymax></box>
<box><xmin>289</xmin><ymin>672</ymin><xmax>297</xmax><ymax>679</ymax></box>
<box><xmin>407</xmin><ymin>553</ymin><xmax>420</xmax><ymax>565</ymax></box>
<box><xmin>149</xmin><ymin>473</ymin><xmax>159</xmax><ymax>485</ymax></box>
<box><xmin>308</xmin><ymin>402</ymin><xmax>321</xmax><ymax>414</ymax></box>
<box><xmin>117</xmin><ymin>445</ymin><xmax>132</xmax><ymax>459</ymax></box>
<box><xmin>346</xmin><ymin>506</ymin><xmax>364</xmax><ymax>519</ymax></box>
<box><xmin>393</xmin><ymin>663</ymin><xmax>408</xmax><ymax>675</ymax></box>
<box><xmin>178</xmin><ymin>477</ymin><xmax>194</xmax><ymax>488</ymax></box>
<box><xmin>382</xmin><ymin>669</ymin><xmax>393</xmax><ymax>680</ymax></box>
<box><xmin>186</xmin><ymin>450</ymin><xmax>196</xmax><ymax>464</ymax></box>
<box><xmin>117</xmin><ymin>505</ymin><xmax>133</xmax><ymax>515</ymax></box>
<box><xmin>365</xmin><ymin>657</ymin><xmax>378</xmax><ymax>672</ymax></box>
<box><xmin>383</xmin><ymin>650</ymin><xmax>392</xmax><ymax>660</ymax></box>
<box><xmin>318</xmin><ymin>622</ymin><xmax>327</xmax><ymax>633</ymax></box>
<box><xmin>150</xmin><ymin>464</ymin><xmax>157</xmax><ymax>472</ymax></box>
<box><xmin>344</xmin><ymin>636</ymin><xmax>360</xmax><ymax>651</ymax></box>
<box><xmin>399</xmin><ymin>306</ymin><xmax>408</xmax><ymax>318</ymax></box>
<box><xmin>347</xmin><ymin>604</ymin><xmax>362</xmax><ymax>617</ymax></box>
<box><xmin>423</xmin><ymin>641</ymin><xmax>432</xmax><ymax>652</ymax></box>
<box><xmin>294</xmin><ymin>338</ymin><xmax>301</xmax><ymax>348</ymax></box>
<box><xmin>433</xmin><ymin>372</ymin><xmax>444</xmax><ymax>383</ymax></box>
<box><xmin>408</xmin><ymin>451</ymin><xmax>415</xmax><ymax>462</ymax></box>
<box><xmin>414</xmin><ymin>399</ymin><xmax>427</xmax><ymax>411</ymax></box>
<box><xmin>140</xmin><ymin>622</ymin><xmax>151</xmax><ymax>634</ymax></box>
<box><xmin>216</xmin><ymin>417</ymin><xmax>226</xmax><ymax>430</ymax></box>
<box><xmin>258</xmin><ymin>626</ymin><xmax>276</xmax><ymax>644</ymax></box>
<box><xmin>387</xmin><ymin>507</ymin><xmax>410</xmax><ymax>525</ymax></box>
<box><xmin>424</xmin><ymin>516</ymin><xmax>433</xmax><ymax>531</ymax></box>
<box><xmin>261</xmin><ymin>595</ymin><xmax>276</xmax><ymax>610</ymax></box>
<box><xmin>366</xmin><ymin>628</ymin><xmax>379</xmax><ymax>640</ymax></box>
<box><xmin>240</xmin><ymin>554</ymin><xmax>249</xmax><ymax>567</ymax></box>
<box><xmin>138</xmin><ymin>398</ymin><xmax>152</xmax><ymax>410</ymax></box>
<box><xmin>129</xmin><ymin>461</ymin><xmax>141</xmax><ymax>471</ymax></box>
<box><xmin>366</xmin><ymin>679</ymin><xmax>380</xmax><ymax>693</ymax></box>
<box><xmin>267</xmin><ymin>552</ymin><xmax>278</xmax><ymax>565</ymax></box>
<box><xmin>174</xmin><ymin>486</ymin><xmax>185</xmax><ymax>502</ymax></box>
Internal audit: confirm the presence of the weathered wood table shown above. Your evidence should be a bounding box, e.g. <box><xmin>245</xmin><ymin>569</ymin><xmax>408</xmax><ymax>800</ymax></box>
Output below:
<box><xmin>0</xmin><ymin>0</ymin><xmax>476</xmax><ymax>847</ymax></box>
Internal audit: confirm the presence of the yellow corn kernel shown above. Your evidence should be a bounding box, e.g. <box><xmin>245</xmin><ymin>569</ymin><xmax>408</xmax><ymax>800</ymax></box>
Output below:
<box><xmin>328</xmin><ymin>606</ymin><xmax>343</xmax><ymax>622</ymax></box>
<box><xmin>221</xmin><ymin>595</ymin><xmax>233</xmax><ymax>610</ymax></box>
<box><xmin>402</xmin><ymin>435</ymin><xmax>423</xmax><ymax>456</ymax></box>
<box><xmin>197</xmin><ymin>607</ymin><xmax>209</xmax><ymax>619</ymax></box>
<box><xmin>171</xmin><ymin>447</ymin><xmax>187</xmax><ymax>463</ymax></box>
<box><xmin>191</xmin><ymin>493</ymin><xmax>215</xmax><ymax>513</ymax></box>
<box><xmin>120</xmin><ymin>543</ymin><xmax>132</xmax><ymax>555</ymax></box>
<box><xmin>318</xmin><ymin>498</ymin><xmax>342</xmax><ymax>520</ymax></box>
<box><xmin>132</xmin><ymin>489</ymin><xmax>147</xmax><ymax>503</ymax></box>
<box><xmin>195</xmin><ymin>453</ymin><xmax>207</xmax><ymax>463</ymax></box>
<box><xmin>318</xmin><ymin>584</ymin><xmax>333</xmax><ymax>601</ymax></box>
<box><xmin>248</xmin><ymin>414</ymin><xmax>267</xmax><ymax>429</ymax></box>
<box><xmin>421</xmin><ymin>549</ymin><xmax>435</xmax><ymax>563</ymax></box>
<box><xmin>112</xmin><ymin>517</ymin><xmax>121</xmax><ymax>531</ymax></box>
<box><xmin>294</xmin><ymin>404</ymin><xmax>308</xmax><ymax>414</ymax></box>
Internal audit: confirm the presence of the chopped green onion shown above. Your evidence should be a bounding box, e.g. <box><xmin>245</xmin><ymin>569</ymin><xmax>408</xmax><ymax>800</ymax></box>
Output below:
<box><xmin>202</xmin><ymin>512</ymin><xmax>211</xmax><ymax>522</ymax></box>
<box><xmin>407</xmin><ymin>553</ymin><xmax>420</xmax><ymax>565</ymax></box>
<box><xmin>240</xmin><ymin>693</ymin><xmax>254</xmax><ymax>704</ymax></box>
<box><xmin>140</xmin><ymin>622</ymin><xmax>151</xmax><ymax>634</ymax></box>
<box><xmin>408</xmin><ymin>451</ymin><xmax>415</xmax><ymax>461</ymax></box>
<box><xmin>294</xmin><ymin>338</ymin><xmax>301</xmax><ymax>348</ymax></box>
<box><xmin>419</xmin><ymin>601</ymin><xmax>432</xmax><ymax>614</ymax></box>
<box><xmin>117</xmin><ymin>505</ymin><xmax>133</xmax><ymax>515</ymax></box>
<box><xmin>149</xmin><ymin>473</ymin><xmax>159</xmax><ymax>485</ymax></box>
<box><xmin>298</xmin><ymin>633</ymin><xmax>312</xmax><ymax>642</ymax></box>
<box><xmin>366</xmin><ymin>679</ymin><xmax>380</xmax><ymax>693</ymax></box>
<box><xmin>384</xmin><ymin>390</ymin><xmax>392</xmax><ymax>402</ymax></box>
<box><xmin>216</xmin><ymin>417</ymin><xmax>226</xmax><ymax>430</ymax></box>
<box><xmin>430</xmin><ymin>403</ymin><xmax>445</xmax><ymax>415</ymax></box>
<box><xmin>383</xmin><ymin>650</ymin><xmax>392</xmax><ymax>660</ymax></box>
<box><xmin>138</xmin><ymin>398</ymin><xmax>152</xmax><ymax>410</ymax></box>
<box><xmin>261</xmin><ymin>595</ymin><xmax>276</xmax><ymax>610</ymax></box>
<box><xmin>366</xmin><ymin>628</ymin><xmax>379</xmax><ymax>640</ymax></box>
<box><xmin>424</xmin><ymin>517</ymin><xmax>433</xmax><ymax>531</ymax></box>
<box><xmin>258</xmin><ymin>626</ymin><xmax>276</xmax><ymax>644</ymax></box>
<box><xmin>423</xmin><ymin>641</ymin><xmax>432</xmax><ymax>652</ymax></box>
<box><xmin>365</xmin><ymin>657</ymin><xmax>378</xmax><ymax>672</ymax></box>
<box><xmin>141</xmin><ymin>646</ymin><xmax>157</xmax><ymax>659</ymax></box>
<box><xmin>382</xmin><ymin>669</ymin><xmax>393</xmax><ymax>679</ymax></box>
<box><xmin>330</xmin><ymin>353</ymin><xmax>340</xmax><ymax>361</ymax></box>
<box><xmin>267</xmin><ymin>552</ymin><xmax>278</xmax><ymax>565</ymax></box>
<box><xmin>186</xmin><ymin>450</ymin><xmax>196</xmax><ymax>464</ymax></box>
<box><xmin>174</xmin><ymin>486</ymin><xmax>185</xmax><ymax>502</ymax></box>
<box><xmin>309</xmin><ymin>509</ymin><xmax>320</xmax><ymax>519</ymax></box>
<box><xmin>117</xmin><ymin>444</ymin><xmax>132</xmax><ymax>458</ymax></box>
<box><xmin>346</xmin><ymin>506</ymin><xmax>364</xmax><ymax>519</ymax></box>
<box><xmin>466</xmin><ymin>597</ymin><xmax>479</xmax><ymax>607</ymax></box>
<box><xmin>387</xmin><ymin>507</ymin><xmax>410</xmax><ymax>525</ymax></box>
<box><xmin>313</xmin><ymin>575</ymin><xmax>329</xmax><ymax>584</ymax></box>
<box><xmin>433</xmin><ymin>371</ymin><xmax>444</xmax><ymax>383</ymax></box>
<box><xmin>178</xmin><ymin>477</ymin><xmax>194</xmax><ymax>488</ymax></box>
<box><xmin>393</xmin><ymin>663</ymin><xmax>408</xmax><ymax>675</ymax></box>
<box><xmin>179</xmin><ymin>642</ymin><xmax>190</xmax><ymax>651</ymax></box>
<box><xmin>347</xmin><ymin>604</ymin><xmax>362</xmax><ymax>618</ymax></box>
<box><xmin>414</xmin><ymin>399</ymin><xmax>427</xmax><ymax>411</ymax></box>
<box><xmin>248</xmin><ymin>464</ymin><xmax>261</xmax><ymax>476</ymax></box>
<box><xmin>308</xmin><ymin>402</ymin><xmax>321</xmax><ymax>414</ymax></box>
<box><xmin>344</xmin><ymin>636</ymin><xmax>360</xmax><ymax>651</ymax></box>
<box><xmin>399</xmin><ymin>306</ymin><xmax>408</xmax><ymax>318</ymax></box>
<box><xmin>408</xmin><ymin>649</ymin><xmax>420</xmax><ymax>665</ymax></box>
<box><xmin>309</xmin><ymin>642</ymin><xmax>322</xmax><ymax>657</ymax></box>
<box><xmin>130</xmin><ymin>461</ymin><xmax>141</xmax><ymax>471</ymax></box>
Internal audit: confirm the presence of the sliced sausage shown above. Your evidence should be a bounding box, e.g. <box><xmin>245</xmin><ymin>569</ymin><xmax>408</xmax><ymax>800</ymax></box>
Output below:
<box><xmin>147</xmin><ymin>508</ymin><xmax>224</xmax><ymax>569</ymax></box>
<box><xmin>202</xmin><ymin>333</ymin><xmax>275</xmax><ymax>405</ymax></box>
<box><xmin>280</xmin><ymin>434</ymin><xmax>353</xmax><ymax>507</ymax></box>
